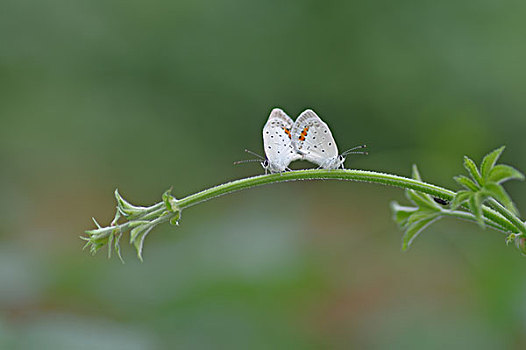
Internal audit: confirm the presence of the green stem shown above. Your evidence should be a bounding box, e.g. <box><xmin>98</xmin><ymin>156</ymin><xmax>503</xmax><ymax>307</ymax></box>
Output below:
<box><xmin>487</xmin><ymin>198</ymin><xmax>526</xmax><ymax>234</ymax></box>
<box><xmin>133</xmin><ymin>207</ymin><xmax>166</xmax><ymax>221</ymax></box>
<box><xmin>175</xmin><ymin>169</ymin><xmax>516</xmax><ymax>233</ymax></box>
<box><xmin>177</xmin><ymin>169</ymin><xmax>452</xmax><ymax>208</ymax></box>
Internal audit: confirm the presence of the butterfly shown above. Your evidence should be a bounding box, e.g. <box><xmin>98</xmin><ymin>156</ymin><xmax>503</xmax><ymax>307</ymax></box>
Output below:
<box><xmin>291</xmin><ymin>109</ymin><xmax>367</xmax><ymax>169</ymax></box>
<box><xmin>235</xmin><ymin>108</ymin><xmax>302</xmax><ymax>174</ymax></box>
<box><xmin>235</xmin><ymin>108</ymin><xmax>366</xmax><ymax>173</ymax></box>
<box><xmin>260</xmin><ymin>108</ymin><xmax>304</xmax><ymax>173</ymax></box>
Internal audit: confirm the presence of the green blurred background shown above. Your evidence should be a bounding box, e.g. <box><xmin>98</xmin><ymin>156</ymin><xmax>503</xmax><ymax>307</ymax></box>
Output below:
<box><xmin>2</xmin><ymin>0</ymin><xmax>526</xmax><ymax>348</ymax></box>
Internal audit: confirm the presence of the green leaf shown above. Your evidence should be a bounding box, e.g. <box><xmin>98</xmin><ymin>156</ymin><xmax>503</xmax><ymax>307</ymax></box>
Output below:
<box><xmin>390</xmin><ymin>202</ymin><xmax>417</xmax><ymax>227</ymax></box>
<box><xmin>130</xmin><ymin>224</ymin><xmax>149</xmax><ymax>244</ymax></box>
<box><xmin>454</xmin><ymin>175</ymin><xmax>479</xmax><ymax>191</ymax></box>
<box><xmin>483</xmin><ymin>183</ymin><xmax>518</xmax><ymax>215</ymax></box>
<box><xmin>111</xmin><ymin>208</ymin><xmax>121</xmax><ymax>226</ymax></box>
<box><xmin>412</xmin><ymin>164</ymin><xmax>422</xmax><ymax>181</ymax></box>
<box><xmin>133</xmin><ymin>226</ymin><xmax>154</xmax><ymax>262</ymax></box>
<box><xmin>402</xmin><ymin>216</ymin><xmax>441</xmax><ymax>251</ymax></box>
<box><xmin>481</xmin><ymin>146</ymin><xmax>505</xmax><ymax>179</ymax></box>
<box><xmin>107</xmin><ymin>231</ymin><xmax>114</xmax><ymax>259</ymax></box>
<box><xmin>488</xmin><ymin>165</ymin><xmax>525</xmax><ymax>184</ymax></box>
<box><xmin>463</xmin><ymin>156</ymin><xmax>483</xmax><ymax>186</ymax></box>
<box><xmin>406</xmin><ymin>209</ymin><xmax>439</xmax><ymax>227</ymax></box>
<box><xmin>170</xmin><ymin>211</ymin><xmax>182</xmax><ymax>226</ymax></box>
<box><xmin>450</xmin><ymin>190</ymin><xmax>471</xmax><ymax>209</ymax></box>
<box><xmin>410</xmin><ymin>165</ymin><xmax>438</xmax><ymax>204</ymax></box>
<box><xmin>88</xmin><ymin>240</ymin><xmax>105</xmax><ymax>255</ymax></box>
<box><xmin>162</xmin><ymin>188</ymin><xmax>179</xmax><ymax>213</ymax></box>
<box><xmin>162</xmin><ymin>188</ymin><xmax>174</xmax><ymax>211</ymax></box>
<box><xmin>405</xmin><ymin>166</ymin><xmax>438</xmax><ymax>209</ymax></box>
<box><xmin>468</xmin><ymin>192</ymin><xmax>484</xmax><ymax>228</ymax></box>
<box><xmin>406</xmin><ymin>189</ymin><xmax>439</xmax><ymax>209</ymax></box>
<box><xmin>115</xmin><ymin>189</ymin><xmax>144</xmax><ymax>217</ymax></box>
<box><xmin>114</xmin><ymin>231</ymin><xmax>124</xmax><ymax>263</ymax></box>
<box><xmin>92</xmin><ymin>217</ymin><xmax>102</xmax><ymax>229</ymax></box>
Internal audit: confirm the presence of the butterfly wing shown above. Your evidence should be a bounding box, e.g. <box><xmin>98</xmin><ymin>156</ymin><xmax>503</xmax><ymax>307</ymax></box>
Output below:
<box><xmin>263</xmin><ymin>108</ymin><xmax>302</xmax><ymax>172</ymax></box>
<box><xmin>291</xmin><ymin>109</ymin><xmax>339</xmax><ymax>168</ymax></box>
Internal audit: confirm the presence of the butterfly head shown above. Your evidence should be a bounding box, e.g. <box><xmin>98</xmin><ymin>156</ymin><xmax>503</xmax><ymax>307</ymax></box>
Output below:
<box><xmin>320</xmin><ymin>155</ymin><xmax>345</xmax><ymax>170</ymax></box>
<box><xmin>334</xmin><ymin>144</ymin><xmax>368</xmax><ymax>169</ymax></box>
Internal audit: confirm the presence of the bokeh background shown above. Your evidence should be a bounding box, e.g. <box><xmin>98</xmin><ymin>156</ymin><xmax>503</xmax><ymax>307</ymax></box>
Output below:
<box><xmin>2</xmin><ymin>0</ymin><xmax>526</xmax><ymax>348</ymax></box>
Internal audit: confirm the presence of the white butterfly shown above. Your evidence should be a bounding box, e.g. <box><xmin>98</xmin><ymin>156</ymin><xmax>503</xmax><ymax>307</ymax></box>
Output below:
<box><xmin>235</xmin><ymin>108</ymin><xmax>302</xmax><ymax>174</ymax></box>
<box><xmin>261</xmin><ymin>108</ymin><xmax>303</xmax><ymax>173</ymax></box>
<box><xmin>291</xmin><ymin>109</ymin><xmax>366</xmax><ymax>169</ymax></box>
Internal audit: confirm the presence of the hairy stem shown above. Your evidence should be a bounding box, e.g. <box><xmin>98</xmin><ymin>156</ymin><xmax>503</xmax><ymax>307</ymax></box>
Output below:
<box><xmin>175</xmin><ymin>169</ymin><xmax>517</xmax><ymax>233</ymax></box>
<box><xmin>487</xmin><ymin>198</ymin><xmax>526</xmax><ymax>234</ymax></box>
<box><xmin>177</xmin><ymin>169</ymin><xmax>452</xmax><ymax>208</ymax></box>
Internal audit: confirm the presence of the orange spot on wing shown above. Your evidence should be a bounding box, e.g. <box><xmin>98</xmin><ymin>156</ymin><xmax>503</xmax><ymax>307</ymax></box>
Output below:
<box><xmin>283</xmin><ymin>127</ymin><xmax>292</xmax><ymax>139</ymax></box>
<box><xmin>299</xmin><ymin>135</ymin><xmax>305</xmax><ymax>141</ymax></box>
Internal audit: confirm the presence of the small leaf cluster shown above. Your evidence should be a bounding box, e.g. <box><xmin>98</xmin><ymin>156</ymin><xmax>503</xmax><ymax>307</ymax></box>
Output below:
<box><xmin>82</xmin><ymin>189</ymin><xmax>180</xmax><ymax>262</ymax></box>
<box><xmin>391</xmin><ymin>165</ymin><xmax>444</xmax><ymax>251</ymax></box>
<box><xmin>452</xmin><ymin>146</ymin><xmax>524</xmax><ymax>226</ymax></box>
<box><xmin>392</xmin><ymin>146</ymin><xmax>525</xmax><ymax>254</ymax></box>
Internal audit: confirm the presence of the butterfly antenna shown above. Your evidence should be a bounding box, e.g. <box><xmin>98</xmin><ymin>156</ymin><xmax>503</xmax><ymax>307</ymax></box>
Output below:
<box><xmin>342</xmin><ymin>144</ymin><xmax>367</xmax><ymax>156</ymax></box>
<box><xmin>233</xmin><ymin>159</ymin><xmax>263</xmax><ymax>165</ymax></box>
<box><xmin>344</xmin><ymin>151</ymin><xmax>368</xmax><ymax>155</ymax></box>
<box><xmin>244</xmin><ymin>149</ymin><xmax>265</xmax><ymax>160</ymax></box>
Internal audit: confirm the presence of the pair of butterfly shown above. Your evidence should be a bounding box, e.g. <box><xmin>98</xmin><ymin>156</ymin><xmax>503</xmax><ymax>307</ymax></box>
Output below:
<box><xmin>236</xmin><ymin>108</ymin><xmax>367</xmax><ymax>174</ymax></box>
